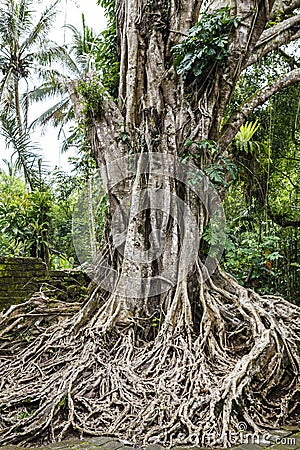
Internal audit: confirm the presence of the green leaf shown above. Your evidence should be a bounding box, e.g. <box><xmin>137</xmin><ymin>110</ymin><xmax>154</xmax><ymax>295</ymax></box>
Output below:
<box><xmin>184</xmin><ymin>139</ymin><xmax>194</xmax><ymax>147</ymax></box>
<box><xmin>172</xmin><ymin>7</ymin><xmax>238</xmax><ymax>79</ymax></box>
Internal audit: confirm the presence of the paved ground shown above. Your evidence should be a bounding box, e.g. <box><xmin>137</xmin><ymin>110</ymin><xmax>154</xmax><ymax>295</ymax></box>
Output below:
<box><xmin>0</xmin><ymin>424</ymin><xmax>300</xmax><ymax>450</ymax></box>
<box><xmin>1</xmin><ymin>429</ymin><xmax>300</xmax><ymax>450</ymax></box>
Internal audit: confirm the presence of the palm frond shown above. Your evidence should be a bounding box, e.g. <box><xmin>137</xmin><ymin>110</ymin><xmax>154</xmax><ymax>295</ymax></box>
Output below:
<box><xmin>60</xmin><ymin>127</ymin><xmax>82</xmax><ymax>153</ymax></box>
<box><xmin>28</xmin><ymin>83</ymin><xmax>65</xmax><ymax>103</ymax></box>
<box><xmin>30</xmin><ymin>96</ymin><xmax>71</xmax><ymax>129</ymax></box>
<box><xmin>0</xmin><ymin>112</ymin><xmax>41</xmax><ymax>186</ymax></box>
<box><xmin>0</xmin><ymin>0</ymin><xmax>19</xmax><ymax>44</ymax></box>
<box><xmin>64</xmin><ymin>14</ymin><xmax>102</xmax><ymax>73</ymax></box>
<box><xmin>17</xmin><ymin>0</ymin><xmax>34</xmax><ymax>35</ymax></box>
<box><xmin>19</xmin><ymin>0</ymin><xmax>60</xmax><ymax>53</ymax></box>
<box><xmin>34</xmin><ymin>44</ymin><xmax>81</xmax><ymax>77</ymax></box>
<box><xmin>0</xmin><ymin>69</ymin><xmax>15</xmax><ymax>105</ymax></box>
<box><xmin>22</xmin><ymin>91</ymin><xmax>30</xmax><ymax>129</ymax></box>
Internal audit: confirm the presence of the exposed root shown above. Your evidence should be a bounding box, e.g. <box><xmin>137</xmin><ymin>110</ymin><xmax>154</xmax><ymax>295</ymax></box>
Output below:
<box><xmin>0</xmin><ymin>292</ymin><xmax>82</xmax><ymax>356</ymax></box>
<box><xmin>0</xmin><ymin>265</ymin><xmax>299</xmax><ymax>448</ymax></box>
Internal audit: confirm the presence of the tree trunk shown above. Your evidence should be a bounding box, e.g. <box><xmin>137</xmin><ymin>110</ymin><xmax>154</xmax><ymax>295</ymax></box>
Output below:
<box><xmin>0</xmin><ymin>0</ymin><xmax>300</xmax><ymax>447</ymax></box>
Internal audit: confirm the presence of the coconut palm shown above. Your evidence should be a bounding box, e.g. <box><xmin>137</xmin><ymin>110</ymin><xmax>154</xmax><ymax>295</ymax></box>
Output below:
<box><xmin>29</xmin><ymin>13</ymin><xmax>103</xmax><ymax>141</ymax></box>
<box><xmin>0</xmin><ymin>0</ymin><xmax>62</xmax><ymax>184</ymax></box>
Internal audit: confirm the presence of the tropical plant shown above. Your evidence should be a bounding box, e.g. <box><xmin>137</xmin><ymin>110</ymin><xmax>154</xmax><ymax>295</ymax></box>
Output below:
<box><xmin>223</xmin><ymin>182</ymin><xmax>300</xmax><ymax>303</ymax></box>
<box><xmin>0</xmin><ymin>113</ymin><xmax>41</xmax><ymax>187</ymax></box>
<box><xmin>173</xmin><ymin>7</ymin><xmax>239</xmax><ymax>79</ymax></box>
<box><xmin>0</xmin><ymin>170</ymin><xmax>81</xmax><ymax>267</ymax></box>
<box><xmin>0</xmin><ymin>173</ymin><xmax>51</xmax><ymax>260</ymax></box>
<box><xmin>29</xmin><ymin>13</ymin><xmax>106</xmax><ymax>138</ymax></box>
<box><xmin>234</xmin><ymin>119</ymin><xmax>262</xmax><ymax>153</ymax></box>
<box><xmin>223</xmin><ymin>72</ymin><xmax>300</xmax><ymax>301</ymax></box>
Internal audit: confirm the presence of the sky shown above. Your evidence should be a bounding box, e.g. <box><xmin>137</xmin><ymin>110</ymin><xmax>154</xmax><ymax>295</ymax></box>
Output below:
<box><xmin>1</xmin><ymin>0</ymin><xmax>107</xmax><ymax>174</ymax></box>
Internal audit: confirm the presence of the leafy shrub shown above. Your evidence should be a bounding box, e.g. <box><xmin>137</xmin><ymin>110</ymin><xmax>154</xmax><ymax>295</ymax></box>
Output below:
<box><xmin>0</xmin><ymin>172</ymin><xmax>78</xmax><ymax>268</ymax></box>
<box><xmin>0</xmin><ymin>175</ymin><xmax>52</xmax><ymax>260</ymax></box>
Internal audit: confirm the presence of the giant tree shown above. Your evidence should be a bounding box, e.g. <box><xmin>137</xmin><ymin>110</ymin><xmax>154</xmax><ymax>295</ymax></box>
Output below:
<box><xmin>1</xmin><ymin>0</ymin><xmax>300</xmax><ymax>447</ymax></box>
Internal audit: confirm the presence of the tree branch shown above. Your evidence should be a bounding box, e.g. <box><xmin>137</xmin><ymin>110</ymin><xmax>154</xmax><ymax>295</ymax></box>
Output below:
<box><xmin>270</xmin><ymin>0</ymin><xmax>300</xmax><ymax>20</ymax></box>
<box><xmin>247</xmin><ymin>14</ymin><xmax>300</xmax><ymax>66</ymax></box>
<box><xmin>277</xmin><ymin>48</ymin><xmax>300</xmax><ymax>68</ymax></box>
<box><xmin>209</xmin><ymin>0</ymin><xmax>277</xmax><ymax>139</ymax></box>
<box><xmin>221</xmin><ymin>68</ymin><xmax>300</xmax><ymax>148</ymax></box>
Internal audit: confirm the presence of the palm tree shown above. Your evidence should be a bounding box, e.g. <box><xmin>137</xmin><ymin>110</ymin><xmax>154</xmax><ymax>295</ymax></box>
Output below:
<box><xmin>0</xmin><ymin>0</ymin><xmax>61</xmax><ymax>185</ymax></box>
<box><xmin>29</xmin><ymin>14</ymin><xmax>103</xmax><ymax>139</ymax></box>
<box><xmin>0</xmin><ymin>0</ymin><xmax>65</xmax><ymax>266</ymax></box>
<box><xmin>0</xmin><ymin>112</ymin><xmax>41</xmax><ymax>187</ymax></box>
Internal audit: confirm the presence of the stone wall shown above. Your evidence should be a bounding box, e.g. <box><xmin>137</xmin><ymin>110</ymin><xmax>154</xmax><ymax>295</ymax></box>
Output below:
<box><xmin>0</xmin><ymin>257</ymin><xmax>89</xmax><ymax>311</ymax></box>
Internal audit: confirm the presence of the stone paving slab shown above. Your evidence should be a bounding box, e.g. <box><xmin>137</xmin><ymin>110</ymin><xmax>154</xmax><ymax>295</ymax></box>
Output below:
<box><xmin>1</xmin><ymin>430</ymin><xmax>300</xmax><ymax>450</ymax></box>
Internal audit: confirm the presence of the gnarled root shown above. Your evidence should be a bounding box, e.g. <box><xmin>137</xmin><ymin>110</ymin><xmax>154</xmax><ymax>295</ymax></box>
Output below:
<box><xmin>0</xmin><ymin>292</ymin><xmax>82</xmax><ymax>356</ymax></box>
<box><xmin>0</xmin><ymin>265</ymin><xmax>299</xmax><ymax>448</ymax></box>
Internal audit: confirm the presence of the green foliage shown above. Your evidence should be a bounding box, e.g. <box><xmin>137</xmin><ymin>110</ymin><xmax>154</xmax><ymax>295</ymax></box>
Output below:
<box><xmin>173</xmin><ymin>7</ymin><xmax>239</xmax><ymax>79</ymax></box>
<box><xmin>26</xmin><ymin>2</ymin><xmax>119</xmax><ymax>160</ymax></box>
<box><xmin>76</xmin><ymin>75</ymin><xmax>107</xmax><ymax>122</ymax></box>
<box><xmin>24</xmin><ymin>190</ymin><xmax>52</xmax><ymax>259</ymax></box>
<box><xmin>223</xmin><ymin>90</ymin><xmax>300</xmax><ymax>304</ymax></box>
<box><xmin>30</xmin><ymin>8</ymin><xmax>119</xmax><ymax>153</ymax></box>
<box><xmin>223</xmin><ymin>183</ymin><xmax>300</xmax><ymax>303</ymax></box>
<box><xmin>29</xmin><ymin>13</ymin><xmax>103</xmax><ymax>135</ymax></box>
<box><xmin>0</xmin><ymin>175</ymin><xmax>51</xmax><ymax>260</ymax></box>
<box><xmin>182</xmin><ymin>139</ymin><xmax>238</xmax><ymax>186</ymax></box>
<box><xmin>58</xmin><ymin>395</ymin><xmax>67</xmax><ymax>408</ymax></box>
<box><xmin>0</xmin><ymin>161</ymin><xmax>110</xmax><ymax>270</ymax></box>
<box><xmin>47</xmin><ymin>170</ymin><xmax>82</xmax><ymax>268</ymax></box>
<box><xmin>0</xmin><ymin>0</ymin><xmax>59</xmax><ymax>86</ymax></box>
<box><xmin>234</xmin><ymin>120</ymin><xmax>265</xmax><ymax>153</ymax></box>
<box><xmin>225</xmin><ymin>226</ymin><xmax>283</xmax><ymax>287</ymax></box>
<box><xmin>151</xmin><ymin>316</ymin><xmax>161</xmax><ymax>328</ymax></box>
<box><xmin>0</xmin><ymin>0</ymin><xmax>63</xmax><ymax>186</ymax></box>
<box><xmin>96</xmin><ymin>0</ymin><xmax>119</xmax><ymax>97</ymax></box>
<box><xmin>94</xmin><ymin>29</ymin><xmax>119</xmax><ymax>97</ymax></box>
<box><xmin>64</xmin><ymin>14</ymin><xmax>100</xmax><ymax>72</ymax></box>
<box><xmin>0</xmin><ymin>112</ymin><xmax>42</xmax><ymax>188</ymax></box>
<box><xmin>224</xmin><ymin>66</ymin><xmax>300</xmax><ymax>302</ymax></box>
<box><xmin>0</xmin><ymin>171</ymin><xmax>81</xmax><ymax>269</ymax></box>
<box><xmin>184</xmin><ymin>138</ymin><xmax>219</xmax><ymax>155</ymax></box>
<box><xmin>64</xmin><ymin>10</ymin><xmax>120</xmax><ymax>96</ymax></box>
<box><xmin>205</xmin><ymin>156</ymin><xmax>237</xmax><ymax>186</ymax></box>
<box><xmin>18</xmin><ymin>409</ymin><xmax>35</xmax><ymax>419</ymax></box>
<box><xmin>227</xmin><ymin>51</ymin><xmax>293</xmax><ymax>118</ymax></box>
<box><xmin>231</xmin><ymin>84</ymin><xmax>300</xmax><ymax>212</ymax></box>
